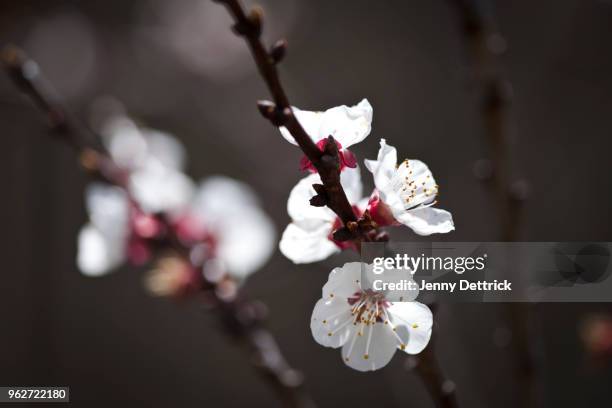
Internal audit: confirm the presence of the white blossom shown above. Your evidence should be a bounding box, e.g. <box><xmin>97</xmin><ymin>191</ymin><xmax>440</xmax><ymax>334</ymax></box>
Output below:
<box><xmin>77</xmin><ymin>183</ymin><xmax>130</xmax><ymax>276</ymax></box>
<box><xmin>189</xmin><ymin>176</ymin><xmax>276</xmax><ymax>279</ymax></box>
<box><xmin>102</xmin><ymin>115</ymin><xmax>194</xmax><ymax>214</ymax></box>
<box><xmin>279</xmin><ymin>166</ymin><xmax>366</xmax><ymax>264</ymax></box>
<box><xmin>364</xmin><ymin>139</ymin><xmax>454</xmax><ymax>236</ymax></box>
<box><xmin>279</xmin><ymin>99</ymin><xmax>373</xmax><ymax>172</ymax></box>
<box><xmin>311</xmin><ymin>262</ymin><xmax>433</xmax><ymax>371</ymax></box>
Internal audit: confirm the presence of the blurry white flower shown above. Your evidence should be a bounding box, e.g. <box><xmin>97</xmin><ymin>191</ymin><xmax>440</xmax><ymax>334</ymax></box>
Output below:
<box><xmin>129</xmin><ymin>158</ymin><xmax>194</xmax><ymax>214</ymax></box>
<box><xmin>364</xmin><ymin>139</ymin><xmax>454</xmax><ymax>236</ymax></box>
<box><xmin>77</xmin><ymin>183</ymin><xmax>130</xmax><ymax>276</ymax></box>
<box><xmin>101</xmin><ymin>116</ymin><xmax>195</xmax><ymax>214</ymax></box>
<box><xmin>279</xmin><ymin>167</ymin><xmax>365</xmax><ymax>264</ymax></box>
<box><xmin>279</xmin><ymin>99</ymin><xmax>373</xmax><ymax>172</ymax></box>
<box><xmin>311</xmin><ymin>262</ymin><xmax>433</xmax><ymax>372</ymax></box>
<box><xmin>100</xmin><ymin>115</ymin><xmax>186</xmax><ymax>172</ymax></box>
<box><xmin>187</xmin><ymin>176</ymin><xmax>276</xmax><ymax>279</ymax></box>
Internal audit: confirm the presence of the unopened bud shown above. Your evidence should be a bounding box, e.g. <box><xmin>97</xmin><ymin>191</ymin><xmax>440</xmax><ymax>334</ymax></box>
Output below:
<box><xmin>256</xmin><ymin>100</ymin><xmax>287</xmax><ymax>126</ymax></box>
<box><xmin>247</xmin><ymin>6</ymin><xmax>264</xmax><ymax>36</ymax></box>
<box><xmin>310</xmin><ymin>194</ymin><xmax>327</xmax><ymax>207</ymax></box>
<box><xmin>270</xmin><ymin>39</ymin><xmax>287</xmax><ymax>64</ymax></box>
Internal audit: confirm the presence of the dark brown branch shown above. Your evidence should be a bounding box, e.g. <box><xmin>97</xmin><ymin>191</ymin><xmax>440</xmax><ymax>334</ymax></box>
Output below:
<box><xmin>447</xmin><ymin>1</ymin><xmax>538</xmax><ymax>407</ymax></box>
<box><xmin>2</xmin><ymin>45</ymin><xmax>315</xmax><ymax>408</ymax></box>
<box><xmin>213</xmin><ymin>0</ymin><xmax>376</xmax><ymax>239</ymax></box>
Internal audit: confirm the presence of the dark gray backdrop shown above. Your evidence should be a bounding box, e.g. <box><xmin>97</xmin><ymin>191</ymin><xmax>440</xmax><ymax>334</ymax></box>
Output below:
<box><xmin>1</xmin><ymin>0</ymin><xmax>611</xmax><ymax>406</ymax></box>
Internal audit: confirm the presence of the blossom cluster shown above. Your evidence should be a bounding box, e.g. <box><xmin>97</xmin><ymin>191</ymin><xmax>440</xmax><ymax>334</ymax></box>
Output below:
<box><xmin>77</xmin><ymin>114</ymin><xmax>275</xmax><ymax>295</ymax></box>
<box><xmin>278</xmin><ymin>100</ymin><xmax>455</xmax><ymax>371</ymax></box>
<box><xmin>76</xmin><ymin>99</ymin><xmax>455</xmax><ymax>373</ymax></box>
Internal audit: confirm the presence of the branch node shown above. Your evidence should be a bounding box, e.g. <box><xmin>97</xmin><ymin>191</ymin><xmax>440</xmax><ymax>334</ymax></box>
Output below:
<box><xmin>235</xmin><ymin>6</ymin><xmax>263</xmax><ymax>37</ymax></box>
<box><xmin>332</xmin><ymin>227</ymin><xmax>354</xmax><ymax>242</ymax></box>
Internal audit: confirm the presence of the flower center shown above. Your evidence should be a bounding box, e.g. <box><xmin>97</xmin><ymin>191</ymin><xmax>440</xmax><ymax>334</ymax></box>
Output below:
<box><xmin>347</xmin><ymin>289</ymin><xmax>389</xmax><ymax>325</ymax></box>
<box><xmin>299</xmin><ymin>138</ymin><xmax>357</xmax><ymax>173</ymax></box>
<box><xmin>391</xmin><ymin>159</ymin><xmax>439</xmax><ymax>210</ymax></box>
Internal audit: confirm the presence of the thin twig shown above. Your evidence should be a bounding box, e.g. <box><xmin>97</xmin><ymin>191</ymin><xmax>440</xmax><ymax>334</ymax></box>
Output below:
<box><xmin>2</xmin><ymin>45</ymin><xmax>315</xmax><ymax>408</ymax></box>
<box><xmin>446</xmin><ymin>1</ymin><xmax>537</xmax><ymax>407</ymax></box>
<box><xmin>406</xmin><ymin>302</ymin><xmax>460</xmax><ymax>408</ymax></box>
<box><xmin>213</xmin><ymin>0</ymin><xmax>386</xmax><ymax>244</ymax></box>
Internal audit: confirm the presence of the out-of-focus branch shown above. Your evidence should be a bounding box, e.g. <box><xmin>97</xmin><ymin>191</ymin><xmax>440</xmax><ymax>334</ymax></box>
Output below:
<box><xmin>446</xmin><ymin>1</ymin><xmax>537</xmax><ymax>407</ymax></box>
<box><xmin>213</xmin><ymin>0</ymin><xmax>386</xmax><ymax>244</ymax></box>
<box><xmin>2</xmin><ymin>45</ymin><xmax>125</xmax><ymax>187</ymax></box>
<box><xmin>2</xmin><ymin>45</ymin><xmax>315</xmax><ymax>408</ymax></box>
<box><xmin>405</xmin><ymin>301</ymin><xmax>460</xmax><ymax>408</ymax></box>
<box><xmin>447</xmin><ymin>0</ymin><xmax>526</xmax><ymax>239</ymax></box>
<box><xmin>409</xmin><ymin>343</ymin><xmax>459</xmax><ymax>408</ymax></box>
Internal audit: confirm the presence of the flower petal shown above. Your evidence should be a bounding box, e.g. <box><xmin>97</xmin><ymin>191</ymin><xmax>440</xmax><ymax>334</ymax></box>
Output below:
<box><xmin>85</xmin><ymin>183</ymin><xmax>129</xmax><ymax>236</ymax></box>
<box><xmin>387</xmin><ymin>301</ymin><xmax>433</xmax><ymax>354</ymax></box>
<box><xmin>279</xmin><ymin>108</ymin><xmax>325</xmax><ymax>145</ymax></box>
<box><xmin>322</xmin><ymin>262</ymin><xmax>363</xmax><ymax>300</ymax></box>
<box><xmin>101</xmin><ymin>116</ymin><xmax>148</xmax><ymax>170</ymax></box>
<box><xmin>287</xmin><ymin>166</ymin><xmax>363</xmax><ymax>226</ymax></box>
<box><xmin>311</xmin><ymin>298</ymin><xmax>354</xmax><ymax>348</ymax></box>
<box><xmin>340</xmin><ymin>166</ymin><xmax>363</xmax><ymax>205</ymax></box>
<box><xmin>279</xmin><ymin>222</ymin><xmax>338</xmax><ymax>264</ymax></box>
<box><xmin>192</xmin><ymin>176</ymin><xmax>275</xmax><ymax>278</ymax></box>
<box><xmin>143</xmin><ymin>128</ymin><xmax>186</xmax><ymax>171</ymax></box>
<box><xmin>77</xmin><ymin>224</ymin><xmax>124</xmax><ymax>277</ymax></box>
<box><xmin>341</xmin><ymin>323</ymin><xmax>398</xmax><ymax>371</ymax></box>
<box><xmin>129</xmin><ymin>160</ymin><xmax>195</xmax><ymax>214</ymax></box>
<box><xmin>394</xmin><ymin>207</ymin><xmax>455</xmax><ymax>236</ymax></box>
<box><xmin>319</xmin><ymin>99</ymin><xmax>373</xmax><ymax>148</ymax></box>
<box><xmin>287</xmin><ymin>173</ymin><xmax>337</xmax><ymax>224</ymax></box>
<box><xmin>216</xmin><ymin>211</ymin><xmax>275</xmax><ymax>278</ymax></box>
<box><xmin>392</xmin><ymin>159</ymin><xmax>438</xmax><ymax>209</ymax></box>
<box><xmin>364</xmin><ymin>138</ymin><xmax>397</xmax><ymax>194</ymax></box>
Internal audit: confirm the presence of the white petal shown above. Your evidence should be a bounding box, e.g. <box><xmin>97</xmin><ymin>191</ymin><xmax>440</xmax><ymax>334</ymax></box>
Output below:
<box><xmin>129</xmin><ymin>160</ymin><xmax>195</xmax><ymax>214</ymax></box>
<box><xmin>192</xmin><ymin>176</ymin><xmax>275</xmax><ymax>278</ymax></box>
<box><xmin>319</xmin><ymin>99</ymin><xmax>373</xmax><ymax>148</ymax></box>
<box><xmin>322</xmin><ymin>262</ymin><xmax>363</xmax><ymax>300</ymax></box>
<box><xmin>101</xmin><ymin>116</ymin><xmax>148</xmax><ymax>170</ymax></box>
<box><xmin>279</xmin><ymin>108</ymin><xmax>325</xmax><ymax>145</ymax></box>
<box><xmin>287</xmin><ymin>173</ymin><xmax>337</xmax><ymax>224</ymax></box>
<box><xmin>340</xmin><ymin>166</ymin><xmax>363</xmax><ymax>205</ymax></box>
<box><xmin>394</xmin><ymin>207</ymin><xmax>455</xmax><ymax>236</ymax></box>
<box><xmin>287</xmin><ymin>166</ymin><xmax>363</xmax><ymax>226</ymax></box>
<box><xmin>279</xmin><ymin>222</ymin><xmax>338</xmax><ymax>264</ymax></box>
<box><xmin>85</xmin><ymin>183</ymin><xmax>129</xmax><ymax>236</ymax></box>
<box><xmin>387</xmin><ymin>301</ymin><xmax>433</xmax><ymax>354</ymax></box>
<box><xmin>391</xmin><ymin>159</ymin><xmax>438</xmax><ymax>209</ymax></box>
<box><xmin>215</xmin><ymin>207</ymin><xmax>275</xmax><ymax>278</ymax></box>
<box><xmin>77</xmin><ymin>224</ymin><xmax>124</xmax><ymax>277</ymax></box>
<box><xmin>311</xmin><ymin>298</ymin><xmax>354</xmax><ymax>348</ymax></box>
<box><xmin>192</xmin><ymin>175</ymin><xmax>258</xmax><ymax>216</ymax></box>
<box><xmin>143</xmin><ymin>128</ymin><xmax>186</xmax><ymax>171</ymax></box>
<box><xmin>341</xmin><ymin>323</ymin><xmax>398</xmax><ymax>371</ymax></box>
<box><xmin>364</xmin><ymin>138</ymin><xmax>397</xmax><ymax>194</ymax></box>
<box><xmin>375</xmin><ymin>268</ymin><xmax>420</xmax><ymax>302</ymax></box>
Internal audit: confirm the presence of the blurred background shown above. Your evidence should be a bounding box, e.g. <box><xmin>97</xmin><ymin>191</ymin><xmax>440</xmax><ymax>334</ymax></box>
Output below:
<box><xmin>1</xmin><ymin>0</ymin><xmax>612</xmax><ymax>406</ymax></box>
